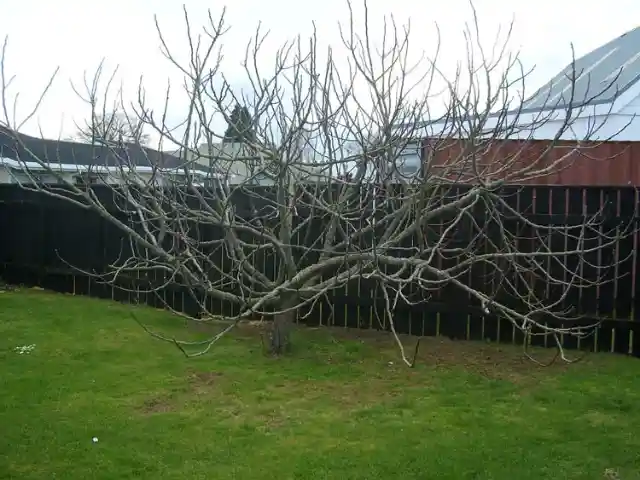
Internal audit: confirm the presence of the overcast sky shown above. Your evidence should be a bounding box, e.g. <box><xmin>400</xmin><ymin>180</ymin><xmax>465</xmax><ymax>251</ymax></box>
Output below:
<box><xmin>1</xmin><ymin>0</ymin><xmax>638</xmax><ymax>148</ymax></box>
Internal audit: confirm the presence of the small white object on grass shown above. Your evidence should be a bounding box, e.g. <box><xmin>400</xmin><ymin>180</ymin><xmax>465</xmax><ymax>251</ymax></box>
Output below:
<box><xmin>14</xmin><ymin>344</ymin><xmax>36</xmax><ymax>354</ymax></box>
<box><xmin>92</xmin><ymin>437</ymin><xmax>99</xmax><ymax>443</ymax></box>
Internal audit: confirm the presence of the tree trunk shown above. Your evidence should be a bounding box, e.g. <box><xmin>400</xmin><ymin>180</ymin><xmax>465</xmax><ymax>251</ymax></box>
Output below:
<box><xmin>268</xmin><ymin>310</ymin><xmax>295</xmax><ymax>355</ymax></box>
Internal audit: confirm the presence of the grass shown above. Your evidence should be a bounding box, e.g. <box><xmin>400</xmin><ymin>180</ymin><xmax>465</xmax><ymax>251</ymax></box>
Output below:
<box><xmin>0</xmin><ymin>289</ymin><xmax>639</xmax><ymax>479</ymax></box>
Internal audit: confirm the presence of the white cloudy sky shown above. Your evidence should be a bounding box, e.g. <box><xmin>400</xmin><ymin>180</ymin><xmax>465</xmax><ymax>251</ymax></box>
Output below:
<box><xmin>0</xmin><ymin>0</ymin><xmax>638</xmax><ymax>148</ymax></box>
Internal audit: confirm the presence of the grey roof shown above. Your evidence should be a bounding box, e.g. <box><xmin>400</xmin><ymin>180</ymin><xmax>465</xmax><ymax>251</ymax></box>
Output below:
<box><xmin>522</xmin><ymin>27</ymin><xmax>640</xmax><ymax>112</ymax></box>
<box><xmin>0</xmin><ymin>126</ymin><xmax>209</xmax><ymax>173</ymax></box>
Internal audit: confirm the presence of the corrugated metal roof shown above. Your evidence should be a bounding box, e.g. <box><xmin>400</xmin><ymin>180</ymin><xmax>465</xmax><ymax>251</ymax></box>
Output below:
<box><xmin>522</xmin><ymin>27</ymin><xmax>640</xmax><ymax>112</ymax></box>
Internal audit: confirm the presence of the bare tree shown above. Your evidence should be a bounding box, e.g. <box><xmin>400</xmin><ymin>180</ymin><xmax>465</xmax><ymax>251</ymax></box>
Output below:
<box><xmin>0</xmin><ymin>1</ymin><xmax>634</xmax><ymax>364</ymax></box>
<box><xmin>72</xmin><ymin>111</ymin><xmax>150</xmax><ymax>145</ymax></box>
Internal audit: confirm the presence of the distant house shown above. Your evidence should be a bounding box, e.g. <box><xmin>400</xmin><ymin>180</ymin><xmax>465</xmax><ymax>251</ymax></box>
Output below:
<box><xmin>177</xmin><ymin>141</ymin><xmax>330</xmax><ymax>186</ymax></box>
<box><xmin>382</xmin><ymin>26</ymin><xmax>640</xmax><ymax>186</ymax></box>
<box><xmin>0</xmin><ymin>127</ymin><xmax>216</xmax><ymax>186</ymax></box>
<box><xmin>186</xmin><ymin>142</ymin><xmax>271</xmax><ymax>185</ymax></box>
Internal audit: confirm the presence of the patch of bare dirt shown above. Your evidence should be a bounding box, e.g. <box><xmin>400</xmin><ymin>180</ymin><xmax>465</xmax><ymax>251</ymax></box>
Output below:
<box><xmin>254</xmin><ymin>411</ymin><xmax>291</xmax><ymax>432</ymax></box>
<box><xmin>188</xmin><ymin>370</ymin><xmax>223</xmax><ymax>386</ymax></box>
<box><xmin>183</xmin><ymin>318</ymin><xmax>572</xmax><ymax>384</ymax></box>
<box><xmin>140</xmin><ymin>396</ymin><xmax>174</xmax><ymax>414</ymax></box>
<box><xmin>326</xmin><ymin>326</ymin><xmax>571</xmax><ymax>384</ymax></box>
<box><xmin>186</xmin><ymin>369</ymin><xmax>223</xmax><ymax>395</ymax></box>
<box><xmin>137</xmin><ymin>370</ymin><xmax>224</xmax><ymax>414</ymax></box>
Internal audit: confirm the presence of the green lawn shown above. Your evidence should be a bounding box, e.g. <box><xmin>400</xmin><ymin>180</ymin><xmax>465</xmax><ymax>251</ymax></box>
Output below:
<box><xmin>1</xmin><ymin>289</ymin><xmax>639</xmax><ymax>479</ymax></box>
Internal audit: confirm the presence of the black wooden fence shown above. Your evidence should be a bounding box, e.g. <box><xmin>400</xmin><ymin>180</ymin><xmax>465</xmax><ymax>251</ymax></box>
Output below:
<box><xmin>0</xmin><ymin>184</ymin><xmax>638</xmax><ymax>356</ymax></box>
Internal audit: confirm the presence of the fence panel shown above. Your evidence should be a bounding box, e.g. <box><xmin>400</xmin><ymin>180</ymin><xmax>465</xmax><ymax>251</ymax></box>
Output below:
<box><xmin>0</xmin><ymin>184</ymin><xmax>638</xmax><ymax>356</ymax></box>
